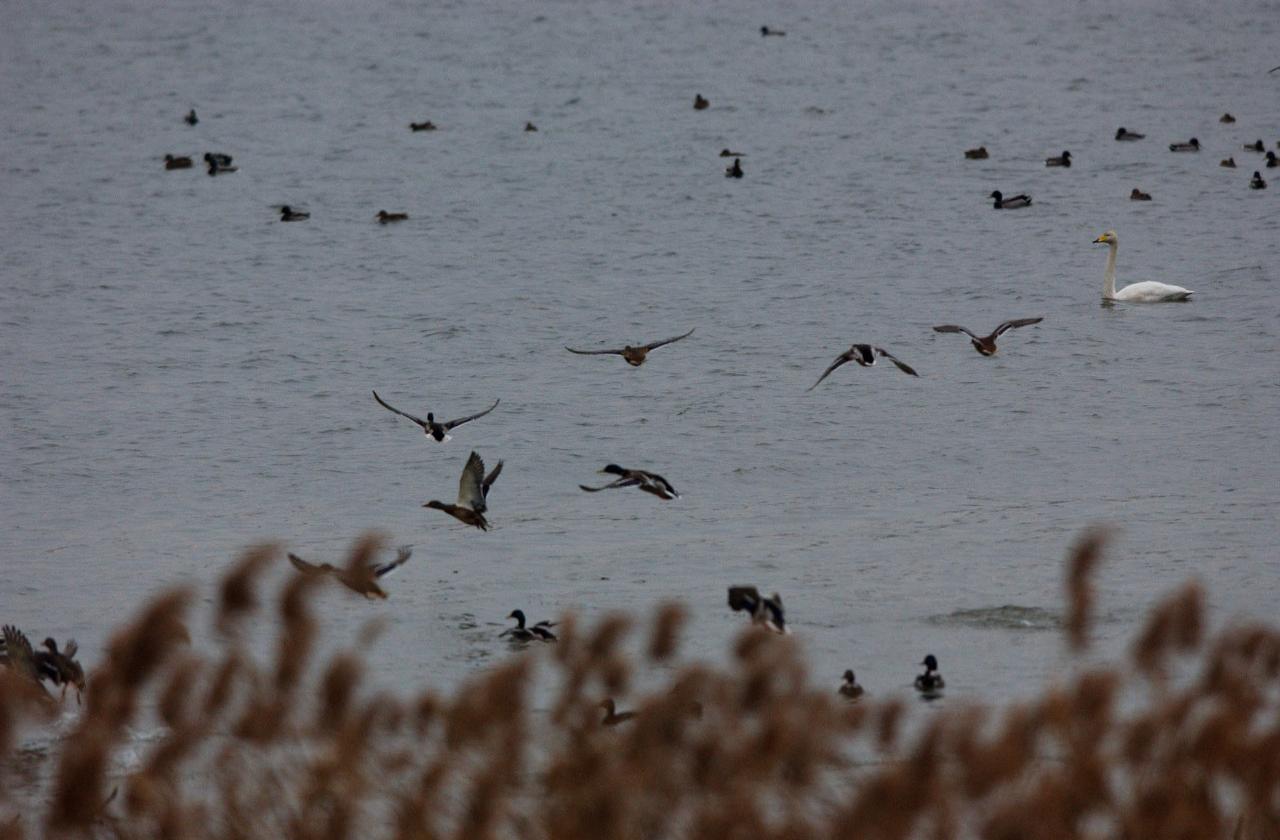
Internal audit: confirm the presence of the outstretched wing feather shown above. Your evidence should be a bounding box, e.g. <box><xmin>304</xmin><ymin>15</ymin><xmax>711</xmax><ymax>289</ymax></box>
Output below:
<box><xmin>372</xmin><ymin>390</ymin><xmax>430</xmax><ymax>429</ymax></box>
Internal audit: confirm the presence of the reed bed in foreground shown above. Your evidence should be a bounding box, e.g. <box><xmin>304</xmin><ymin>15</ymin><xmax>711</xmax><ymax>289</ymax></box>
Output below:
<box><xmin>3</xmin><ymin>530</ymin><xmax>1279</xmax><ymax>840</ymax></box>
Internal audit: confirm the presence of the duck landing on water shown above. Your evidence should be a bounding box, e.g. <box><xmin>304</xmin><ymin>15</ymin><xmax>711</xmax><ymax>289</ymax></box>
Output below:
<box><xmin>727</xmin><ymin>586</ymin><xmax>786</xmax><ymax>633</ymax></box>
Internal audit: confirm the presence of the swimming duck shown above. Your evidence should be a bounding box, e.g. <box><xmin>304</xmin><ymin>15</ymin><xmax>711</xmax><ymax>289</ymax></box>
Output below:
<box><xmin>1244</xmin><ymin>140</ymin><xmax>1264</xmax><ymax>152</ymax></box>
<box><xmin>206</xmin><ymin>160</ymin><xmax>238</xmax><ymax>175</ymax></box>
<box><xmin>372</xmin><ymin>391</ymin><xmax>499</xmax><ymax>442</ymax></box>
<box><xmin>725</xmin><ymin>158</ymin><xmax>743</xmax><ymax>178</ymax></box>
<box><xmin>1130</xmin><ymin>188</ymin><xmax>1152</xmax><ymax>201</ymax></box>
<box><xmin>964</xmin><ymin>146</ymin><xmax>989</xmax><ymax>159</ymax></box>
<box><xmin>524</xmin><ymin>122</ymin><xmax>537</xmax><ymax>132</ymax></box>
<box><xmin>565</xmin><ymin>327</ymin><xmax>694</xmax><ymax>367</ymax></box>
<box><xmin>932</xmin><ymin>318</ymin><xmax>1043</xmax><ymax>356</ymax></box>
<box><xmin>184</xmin><ymin>109</ymin><xmax>198</xmax><ymax>126</ymax></box>
<box><xmin>839</xmin><ymin>670</ymin><xmax>864</xmax><ymax>700</ymax></box>
<box><xmin>423</xmin><ymin>451</ymin><xmax>502</xmax><ymax>531</ymax></box>
<box><xmin>600</xmin><ymin>698</ymin><xmax>637</xmax><ymax>726</ymax></box>
<box><xmin>915</xmin><ymin>655</ymin><xmax>945</xmax><ymax>694</ymax></box>
<box><xmin>376</xmin><ymin>210</ymin><xmax>409</xmax><ymax>223</ymax></box>
<box><xmin>280</xmin><ymin>206</ymin><xmax>310</xmax><ymax>222</ymax></box>
<box><xmin>203</xmin><ymin>153</ymin><xmax>233</xmax><ymax>167</ymax></box>
<box><xmin>1114</xmin><ymin>128</ymin><xmax>1144</xmax><ymax>141</ymax></box>
<box><xmin>807</xmin><ymin>344</ymin><xmax>918</xmax><ymax>391</ymax></box>
<box><xmin>163</xmin><ymin>154</ymin><xmax>193</xmax><ymax>170</ymax></box>
<box><xmin>727</xmin><ymin>586</ymin><xmax>786</xmax><ymax>633</ymax></box>
<box><xmin>1093</xmin><ymin>230</ymin><xmax>1193</xmax><ymax>302</ymax></box>
<box><xmin>1265</xmin><ymin>151</ymin><xmax>1278</xmax><ymax>168</ymax></box>
<box><xmin>1</xmin><ymin>625</ymin><xmax>49</xmax><ymax>692</ymax></box>
<box><xmin>36</xmin><ymin>638</ymin><xmax>85</xmax><ymax>703</ymax></box>
<box><xmin>1169</xmin><ymin>138</ymin><xmax>1200</xmax><ymax>152</ymax></box>
<box><xmin>410</xmin><ymin>121</ymin><xmax>437</xmax><ymax>131</ymax></box>
<box><xmin>693</xmin><ymin>94</ymin><xmax>709</xmax><ymax>110</ymax></box>
<box><xmin>1221</xmin><ymin>157</ymin><xmax>1237</xmax><ymax>168</ymax></box>
<box><xmin>719</xmin><ymin>149</ymin><xmax>745</xmax><ymax>157</ymax></box>
<box><xmin>1045</xmin><ymin>150</ymin><xmax>1071</xmax><ymax>167</ymax></box>
<box><xmin>990</xmin><ymin>190</ymin><xmax>1031</xmax><ymax>209</ymax></box>
<box><xmin>499</xmin><ymin>610</ymin><xmax>557</xmax><ymax>642</ymax></box>
<box><xmin>760</xmin><ymin>26</ymin><xmax>786</xmax><ymax>36</ymax></box>
<box><xmin>580</xmin><ymin>464</ymin><xmax>680</xmax><ymax>500</ymax></box>
<box><xmin>286</xmin><ymin>545</ymin><xmax>412</xmax><ymax>599</ymax></box>
<box><xmin>1250</xmin><ymin>171</ymin><xmax>1267</xmax><ymax>190</ymax></box>
<box><xmin>1220</xmin><ymin>113</ymin><xmax>1236</xmax><ymax>123</ymax></box>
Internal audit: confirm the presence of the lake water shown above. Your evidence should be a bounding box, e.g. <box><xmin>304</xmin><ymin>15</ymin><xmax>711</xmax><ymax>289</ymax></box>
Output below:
<box><xmin>2</xmin><ymin>0</ymin><xmax>1278</xmax><ymax>739</ymax></box>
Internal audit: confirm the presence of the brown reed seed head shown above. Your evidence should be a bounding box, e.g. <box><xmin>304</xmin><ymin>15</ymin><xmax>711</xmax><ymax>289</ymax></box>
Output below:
<box><xmin>648</xmin><ymin>602</ymin><xmax>687</xmax><ymax>661</ymax></box>
<box><xmin>216</xmin><ymin>543</ymin><xmax>277</xmax><ymax>634</ymax></box>
<box><xmin>1065</xmin><ymin>525</ymin><xmax>1110</xmax><ymax>653</ymax></box>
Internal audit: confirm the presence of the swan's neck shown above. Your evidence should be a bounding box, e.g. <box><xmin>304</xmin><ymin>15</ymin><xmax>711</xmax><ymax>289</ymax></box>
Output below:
<box><xmin>1102</xmin><ymin>242</ymin><xmax>1118</xmax><ymax>299</ymax></box>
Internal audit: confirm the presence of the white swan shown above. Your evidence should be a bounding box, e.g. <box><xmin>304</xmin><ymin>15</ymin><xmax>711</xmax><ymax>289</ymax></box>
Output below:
<box><xmin>1093</xmin><ymin>231</ymin><xmax>1193</xmax><ymax>302</ymax></box>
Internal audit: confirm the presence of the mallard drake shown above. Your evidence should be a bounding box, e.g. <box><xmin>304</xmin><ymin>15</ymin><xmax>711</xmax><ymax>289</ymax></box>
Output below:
<box><xmin>1220</xmin><ymin>113</ymin><xmax>1236</xmax><ymax>123</ymax></box>
<box><xmin>410</xmin><ymin>121</ymin><xmax>437</xmax><ymax>131</ymax></box>
<box><xmin>580</xmin><ymin>464</ymin><xmax>679</xmax><ymax>500</ymax></box>
<box><xmin>719</xmin><ymin>149</ymin><xmax>745</xmax><ymax>157</ymax></box>
<box><xmin>600</xmin><ymin>698</ymin><xmax>637</xmax><ymax>726</ymax></box>
<box><xmin>1169</xmin><ymin>138</ymin><xmax>1200</xmax><ymax>152</ymax></box>
<box><xmin>760</xmin><ymin>26</ymin><xmax>786</xmax><ymax>36</ymax></box>
<box><xmin>287</xmin><ymin>545</ymin><xmax>412</xmax><ymax>599</ymax></box>
<box><xmin>932</xmin><ymin>317</ymin><xmax>1042</xmax><ymax>356</ymax></box>
<box><xmin>1</xmin><ymin>625</ymin><xmax>49</xmax><ymax>692</ymax></box>
<box><xmin>203</xmin><ymin>153</ymin><xmax>233</xmax><ymax>167</ymax></box>
<box><xmin>1114</xmin><ymin>128</ymin><xmax>1144</xmax><ymax>141</ymax></box>
<box><xmin>915</xmin><ymin>654</ymin><xmax>945</xmax><ymax>694</ymax></box>
<box><xmin>1045</xmin><ymin>150</ymin><xmax>1071</xmax><ymax>167</ymax></box>
<box><xmin>565</xmin><ymin>327</ymin><xmax>694</xmax><ymax>367</ymax></box>
<box><xmin>372</xmin><ymin>391</ymin><xmax>499</xmax><ymax>442</ymax></box>
<box><xmin>693</xmin><ymin>94</ymin><xmax>709</xmax><ymax>110</ymax></box>
<box><xmin>163</xmin><ymin>154</ymin><xmax>193</xmax><ymax>170</ymax></box>
<box><xmin>727</xmin><ymin>586</ymin><xmax>786</xmax><ymax>633</ymax></box>
<box><xmin>725</xmin><ymin>158</ymin><xmax>743</xmax><ymax>178</ymax></box>
<box><xmin>1244</xmin><ymin>140</ymin><xmax>1264</xmax><ymax>152</ymax></box>
<box><xmin>423</xmin><ymin>451</ymin><xmax>502</xmax><ymax>530</ymax></box>
<box><xmin>1130</xmin><ymin>188</ymin><xmax>1152</xmax><ymax>201</ymax></box>
<box><xmin>807</xmin><ymin>344</ymin><xmax>918</xmax><ymax>391</ymax></box>
<box><xmin>990</xmin><ymin>190</ymin><xmax>1031</xmax><ymax>209</ymax></box>
<box><xmin>1250</xmin><ymin>171</ymin><xmax>1267</xmax><ymax>190</ymax></box>
<box><xmin>839</xmin><ymin>670</ymin><xmax>864</xmax><ymax>700</ymax></box>
<box><xmin>499</xmin><ymin>610</ymin><xmax>557</xmax><ymax>642</ymax></box>
<box><xmin>1265</xmin><ymin>151</ymin><xmax>1278</xmax><ymax>168</ymax></box>
<box><xmin>524</xmin><ymin>122</ymin><xmax>538</xmax><ymax>132</ymax></box>
<box><xmin>280</xmin><ymin>206</ymin><xmax>310</xmax><ymax>222</ymax></box>
<box><xmin>964</xmin><ymin>146</ymin><xmax>989</xmax><ymax>159</ymax></box>
<box><xmin>376</xmin><ymin>210</ymin><xmax>409</xmax><ymax>224</ymax></box>
<box><xmin>184</xmin><ymin>109</ymin><xmax>198</xmax><ymax>126</ymax></box>
<box><xmin>1221</xmin><ymin>157</ymin><xmax>1237</xmax><ymax>168</ymax></box>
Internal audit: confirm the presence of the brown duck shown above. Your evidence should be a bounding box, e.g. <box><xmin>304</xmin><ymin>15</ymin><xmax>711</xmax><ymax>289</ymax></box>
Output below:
<box><xmin>565</xmin><ymin>328</ymin><xmax>694</xmax><ymax>367</ymax></box>
<box><xmin>932</xmin><ymin>317</ymin><xmax>1043</xmax><ymax>355</ymax></box>
<box><xmin>423</xmin><ymin>451</ymin><xmax>502</xmax><ymax>530</ymax></box>
<box><xmin>287</xmin><ymin>545</ymin><xmax>413</xmax><ymax>599</ymax></box>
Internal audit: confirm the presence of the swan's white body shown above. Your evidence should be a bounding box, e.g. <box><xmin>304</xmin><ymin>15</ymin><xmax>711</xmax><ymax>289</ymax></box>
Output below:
<box><xmin>1094</xmin><ymin>231</ymin><xmax>1193</xmax><ymax>302</ymax></box>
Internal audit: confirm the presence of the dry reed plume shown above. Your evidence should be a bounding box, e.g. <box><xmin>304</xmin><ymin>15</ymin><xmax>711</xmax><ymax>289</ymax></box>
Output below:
<box><xmin>3</xmin><ymin>531</ymin><xmax>1280</xmax><ymax>839</ymax></box>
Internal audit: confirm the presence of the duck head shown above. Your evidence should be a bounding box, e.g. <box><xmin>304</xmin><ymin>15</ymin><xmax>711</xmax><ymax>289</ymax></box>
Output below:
<box><xmin>508</xmin><ymin>609</ymin><xmax>527</xmax><ymax>628</ymax></box>
<box><xmin>601</xmin><ymin>464</ymin><xmax>626</xmax><ymax>476</ymax></box>
<box><xmin>989</xmin><ymin>190</ymin><xmax>1003</xmax><ymax>200</ymax></box>
<box><xmin>843</xmin><ymin>669</ymin><xmax>855</xmax><ymax>682</ymax></box>
<box><xmin>921</xmin><ymin>654</ymin><xmax>939</xmax><ymax>672</ymax></box>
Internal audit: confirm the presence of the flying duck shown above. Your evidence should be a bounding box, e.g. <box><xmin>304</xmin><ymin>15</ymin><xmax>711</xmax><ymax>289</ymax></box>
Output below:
<box><xmin>524</xmin><ymin>122</ymin><xmax>537</xmax><ymax>132</ymax></box>
<box><xmin>499</xmin><ymin>610</ymin><xmax>557</xmax><ymax>642</ymax></box>
<box><xmin>1250</xmin><ymin>171</ymin><xmax>1267</xmax><ymax>190</ymax></box>
<box><xmin>727</xmin><ymin>586</ymin><xmax>786</xmax><ymax>633</ymax></box>
<box><xmin>410</xmin><ymin>121</ymin><xmax>437</xmax><ymax>131</ymax></box>
<box><xmin>206</xmin><ymin>160</ymin><xmax>238</xmax><ymax>175</ymax></box>
<box><xmin>990</xmin><ymin>190</ymin><xmax>1031</xmax><ymax>209</ymax></box>
<box><xmin>163</xmin><ymin>154</ymin><xmax>193</xmax><ymax>170</ymax></box>
<box><xmin>204</xmin><ymin>153</ymin><xmax>233</xmax><ymax>167</ymax></box>
<box><xmin>1114</xmin><ymin>128</ymin><xmax>1144</xmax><ymax>141</ymax></box>
<box><xmin>720</xmin><ymin>149</ymin><xmax>745</xmax><ymax>157</ymax></box>
<box><xmin>280</xmin><ymin>206</ymin><xmax>310</xmax><ymax>222</ymax></box>
<box><xmin>1169</xmin><ymin>138</ymin><xmax>1200</xmax><ymax>152</ymax></box>
<box><xmin>1220</xmin><ymin>113</ymin><xmax>1236</xmax><ymax>123</ymax></box>
<box><xmin>1045</xmin><ymin>150</ymin><xmax>1071</xmax><ymax>167</ymax></box>
<box><xmin>372</xmin><ymin>391</ymin><xmax>499</xmax><ymax>442</ymax></box>
<box><xmin>1244</xmin><ymin>140</ymin><xmax>1264</xmax><ymax>152</ymax></box>
<box><xmin>932</xmin><ymin>317</ymin><xmax>1042</xmax><ymax>356</ymax></box>
<box><xmin>423</xmin><ymin>451</ymin><xmax>502</xmax><ymax>531</ymax></box>
<box><xmin>760</xmin><ymin>26</ymin><xmax>786</xmax><ymax>36</ymax></box>
<box><xmin>287</xmin><ymin>545</ymin><xmax>412</xmax><ymax>599</ymax></box>
<box><xmin>565</xmin><ymin>328</ymin><xmax>694</xmax><ymax>367</ymax></box>
<box><xmin>376</xmin><ymin>210</ymin><xmax>409</xmax><ymax>223</ymax></box>
<box><xmin>725</xmin><ymin>158</ymin><xmax>743</xmax><ymax>178</ymax></box>
<box><xmin>37</xmin><ymin>638</ymin><xmax>86</xmax><ymax>703</ymax></box>
<box><xmin>964</xmin><ymin>146</ymin><xmax>989</xmax><ymax>159</ymax></box>
<box><xmin>1221</xmin><ymin>157</ymin><xmax>1237</xmax><ymax>168</ymax></box>
<box><xmin>915</xmin><ymin>655</ymin><xmax>945</xmax><ymax>694</ymax></box>
<box><xmin>600</xmin><ymin>698</ymin><xmax>637</xmax><ymax>726</ymax></box>
<box><xmin>693</xmin><ymin>94</ymin><xmax>709</xmax><ymax>110</ymax></box>
<box><xmin>580</xmin><ymin>464</ymin><xmax>679</xmax><ymax>499</ymax></box>
<box><xmin>1130</xmin><ymin>188</ymin><xmax>1152</xmax><ymax>201</ymax></box>
<box><xmin>807</xmin><ymin>344</ymin><xmax>918</xmax><ymax>391</ymax></box>
<box><xmin>839</xmin><ymin>670</ymin><xmax>864</xmax><ymax>700</ymax></box>
<box><xmin>1265</xmin><ymin>151</ymin><xmax>1278</xmax><ymax>168</ymax></box>
<box><xmin>184</xmin><ymin>109</ymin><xmax>198</xmax><ymax>126</ymax></box>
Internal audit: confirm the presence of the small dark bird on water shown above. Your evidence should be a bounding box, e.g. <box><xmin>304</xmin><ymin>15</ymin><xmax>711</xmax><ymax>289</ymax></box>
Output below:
<box><xmin>964</xmin><ymin>146</ymin><xmax>989</xmax><ymax>159</ymax></box>
<box><xmin>727</xmin><ymin>586</ymin><xmax>786</xmax><ymax>633</ymax></box>
<box><xmin>163</xmin><ymin>154</ymin><xmax>192</xmax><ymax>170</ymax></box>
<box><xmin>1169</xmin><ymin>138</ymin><xmax>1200</xmax><ymax>152</ymax></box>
<box><xmin>287</xmin><ymin>545</ymin><xmax>413</xmax><ymax>599</ymax></box>
<box><xmin>990</xmin><ymin>190</ymin><xmax>1031</xmax><ymax>209</ymax></box>
<box><xmin>500</xmin><ymin>610</ymin><xmax>557</xmax><ymax>642</ymax></box>
<box><xmin>280</xmin><ymin>206</ymin><xmax>309</xmax><ymax>222</ymax></box>
<box><xmin>1265</xmin><ymin>151</ymin><xmax>1278</xmax><ymax>168</ymax></box>
<box><xmin>1220</xmin><ymin>113</ymin><xmax>1236</xmax><ymax>123</ymax></box>
<box><xmin>423</xmin><ymin>451</ymin><xmax>502</xmax><ymax>531</ymax></box>
<box><xmin>1130</xmin><ymin>188</ymin><xmax>1152</xmax><ymax>201</ymax></box>
<box><xmin>1250</xmin><ymin>171</ymin><xmax>1267</xmax><ymax>190</ymax></box>
<box><xmin>1114</xmin><ymin>127</ymin><xmax>1144</xmax><ymax>141</ymax></box>
<box><xmin>580</xmin><ymin>464</ymin><xmax>679</xmax><ymax>500</ymax></box>
<box><xmin>1244</xmin><ymin>140</ymin><xmax>1265</xmax><ymax>152</ymax></box>
<box><xmin>839</xmin><ymin>670</ymin><xmax>864</xmax><ymax>700</ymax></box>
<box><xmin>207</xmin><ymin>159</ymin><xmax>237</xmax><ymax>176</ymax></box>
<box><xmin>932</xmin><ymin>317</ymin><xmax>1043</xmax><ymax>356</ymax></box>
<box><xmin>376</xmin><ymin>210</ymin><xmax>409</xmax><ymax>223</ymax></box>
<box><xmin>524</xmin><ymin>121</ymin><xmax>537</xmax><ymax>132</ymax></box>
<box><xmin>204</xmin><ymin>153</ymin><xmax>233</xmax><ymax>167</ymax></box>
<box><xmin>409</xmin><ymin>121</ymin><xmax>437</xmax><ymax>131</ymax></box>
<box><xmin>1045</xmin><ymin>150</ymin><xmax>1071</xmax><ymax>167</ymax></box>
<box><xmin>725</xmin><ymin>157</ymin><xmax>743</xmax><ymax>178</ymax></box>
<box><xmin>807</xmin><ymin>344</ymin><xmax>918</xmax><ymax>391</ymax></box>
<box><xmin>720</xmin><ymin>149</ymin><xmax>745</xmax><ymax>157</ymax></box>
<box><xmin>565</xmin><ymin>328</ymin><xmax>694</xmax><ymax>367</ymax></box>
<box><xmin>693</xmin><ymin>94</ymin><xmax>709</xmax><ymax>110</ymax></box>
<box><xmin>760</xmin><ymin>26</ymin><xmax>786</xmax><ymax>36</ymax></box>
<box><xmin>184</xmin><ymin>109</ymin><xmax>198</xmax><ymax>125</ymax></box>
<box><xmin>915</xmin><ymin>654</ymin><xmax>945</xmax><ymax>694</ymax></box>
<box><xmin>600</xmin><ymin>699</ymin><xmax>636</xmax><ymax>726</ymax></box>
<box><xmin>1221</xmin><ymin>157</ymin><xmax>1237</xmax><ymax>168</ymax></box>
<box><xmin>372</xmin><ymin>391</ymin><xmax>499</xmax><ymax>442</ymax></box>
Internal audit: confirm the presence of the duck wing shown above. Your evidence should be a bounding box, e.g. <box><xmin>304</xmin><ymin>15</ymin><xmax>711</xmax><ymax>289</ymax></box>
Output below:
<box><xmin>874</xmin><ymin>348</ymin><xmax>919</xmax><ymax>377</ymax></box>
<box><xmin>991</xmin><ymin>317</ymin><xmax>1043</xmax><ymax>337</ymax></box>
<box><xmin>932</xmin><ymin>324</ymin><xmax>980</xmax><ymax>340</ymax></box>
<box><xmin>372</xmin><ymin>390</ymin><xmax>430</xmax><ymax>430</ymax></box>
<box><xmin>642</xmin><ymin>328</ymin><xmax>696</xmax><ymax>351</ymax></box>
<box><xmin>807</xmin><ymin>350</ymin><xmax>855</xmax><ymax>391</ymax></box>
<box><xmin>481</xmin><ymin>460</ymin><xmax>504</xmax><ymax>499</ymax></box>
<box><xmin>565</xmin><ymin>344</ymin><xmax>626</xmax><ymax>356</ymax></box>
<box><xmin>727</xmin><ymin>586</ymin><xmax>762</xmax><ymax>613</ymax></box>
<box><xmin>443</xmin><ymin>399</ymin><xmax>500</xmax><ymax>431</ymax></box>
<box><xmin>288</xmin><ymin>553</ymin><xmax>334</xmax><ymax>576</ymax></box>
<box><xmin>579</xmin><ymin>477</ymin><xmax>641</xmax><ymax>492</ymax></box>
<box><xmin>1</xmin><ymin>625</ymin><xmax>42</xmax><ymax>681</ymax></box>
<box><xmin>372</xmin><ymin>546</ymin><xmax>413</xmax><ymax>578</ymax></box>
<box><xmin>457</xmin><ymin>451</ymin><xmax>488</xmax><ymax>512</ymax></box>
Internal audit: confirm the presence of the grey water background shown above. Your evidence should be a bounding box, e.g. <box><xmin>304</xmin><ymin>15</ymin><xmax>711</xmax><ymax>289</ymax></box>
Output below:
<box><xmin>2</xmin><ymin>0</ymin><xmax>1278</xmax><ymax>730</ymax></box>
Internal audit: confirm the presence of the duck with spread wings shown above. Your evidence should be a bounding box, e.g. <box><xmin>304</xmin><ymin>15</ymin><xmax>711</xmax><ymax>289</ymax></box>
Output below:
<box><xmin>565</xmin><ymin>328</ymin><xmax>695</xmax><ymax>367</ymax></box>
<box><xmin>424</xmin><ymin>451</ymin><xmax>503</xmax><ymax>530</ymax></box>
<box><xmin>807</xmin><ymin>344</ymin><xmax>918</xmax><ymax>391</ymax></box>
<box><xmin>372</xmin><ymin>391</ymin><xmax>499</xmax><ymax>442</ymax></box>
<box><xmin>287</xmin><ymin>545</ymin><xmax>413</xmax><ymax>599</ymax></box>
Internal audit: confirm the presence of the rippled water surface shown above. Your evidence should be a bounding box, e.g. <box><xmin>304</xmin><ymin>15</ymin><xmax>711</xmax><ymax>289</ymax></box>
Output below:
<box><xmin>3</xmin><ymin>0</ymin><xmax>1278</xmax><ymax>730</ymax></box>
